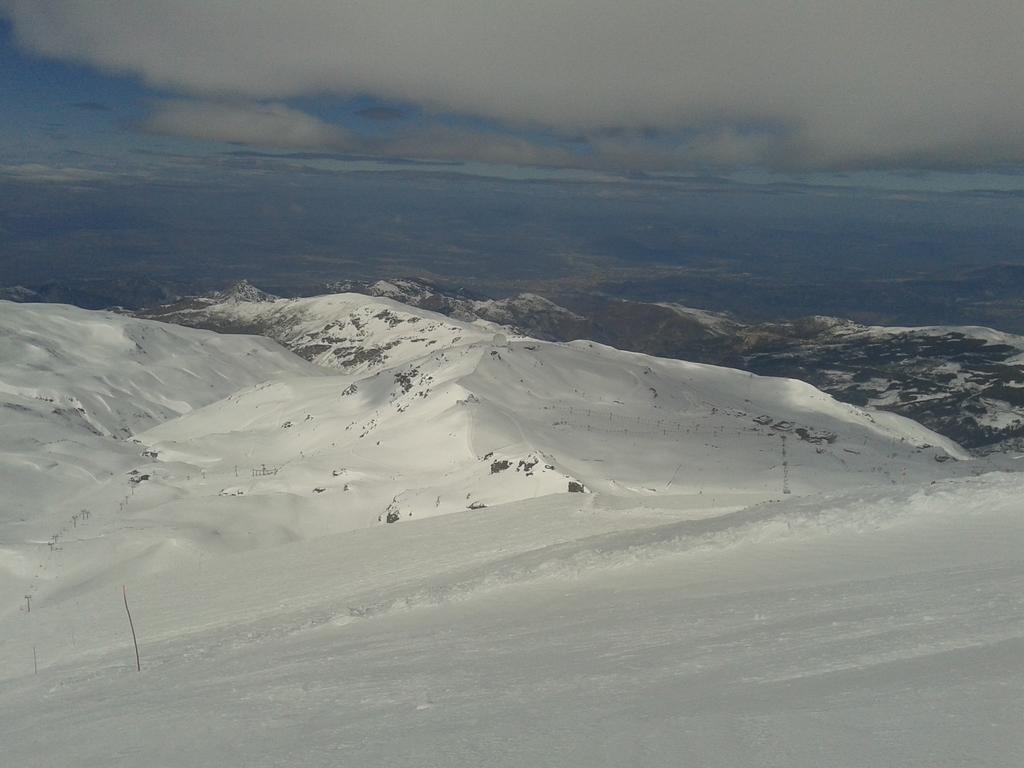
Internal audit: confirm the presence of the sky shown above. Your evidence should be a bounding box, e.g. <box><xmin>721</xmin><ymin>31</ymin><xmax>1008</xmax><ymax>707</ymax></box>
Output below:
<box><xmin>2</xmin><ymin>1</ymin><xmax>1024</xmax><ymax>188</ymax></box>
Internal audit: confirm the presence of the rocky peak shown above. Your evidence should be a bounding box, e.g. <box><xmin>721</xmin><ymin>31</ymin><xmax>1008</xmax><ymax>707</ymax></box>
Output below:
<box><xmin>216</xmin><ymin>280</ymin><xmax>277</xmax><ymax>304</ymax></box>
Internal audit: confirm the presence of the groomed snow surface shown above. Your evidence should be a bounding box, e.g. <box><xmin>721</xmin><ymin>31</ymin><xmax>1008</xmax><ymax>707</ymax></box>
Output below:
<box><xmin>1</xmin><ymin>299</ymin><xmax>1022</xmax><ymax>767</ymax></box>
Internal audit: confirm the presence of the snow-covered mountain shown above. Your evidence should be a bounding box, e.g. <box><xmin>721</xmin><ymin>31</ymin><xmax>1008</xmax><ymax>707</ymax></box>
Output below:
<box><xmin>144</xmin><ymin>278</ymin><xmax>590</xmax><ymax>356</ymax></box>
<box><xmin>143</xmin><ymin>284</ymin><xmax>501</xmax><ymax>372</ymax></box>
<box><xmin>324</xmin><ymin>278</ymin><xmax>589</xmax><ymax>337</ymax></box>
<box><xmin>3</xmin><ymin>294</ymin><xmax>983</xmax><ymax>603</ymax></box>
<box><xmin>139</xmin><ymin>331</ymin><xmax>975</xmax><ymax>535</ymax></box>
<box><xmin>146</xmin><ymin>280</ymin><xmax>1024</xmax><ymax>452</ymax></box>
<box><xmin>1</xmin><ymin>297</ymin><xmax>1020</xmax><ymax>767</ymax></box>
<box><xmin>0</xmin><ymin>301</ymin><xmax>318</xmax><ymax>521</ymax></box>
<box><xmin>128</xmin><ymin>288</ymin><xmax>982</xmax><ymax>524</ymax></box>
<box><xmin>739</xmin><ymin>317</ymin><xmax>1024</xmax><ymax>452</ymax></box>
<box><xmin>0</xmin><ymin>300</ymin><xmax>315</xmax><ymax>437</ymax></box>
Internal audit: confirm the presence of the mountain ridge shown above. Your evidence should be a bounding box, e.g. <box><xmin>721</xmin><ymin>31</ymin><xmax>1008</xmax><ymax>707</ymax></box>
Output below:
<box><xmin>1</xmin><ymin>298</ymin><xmax>1020</xmax><ymax>768</ymax></box>
<box><xmin>140</xmin><ymin>279</ymin><xmax>1024</xmax><ymax>452</ymax></box>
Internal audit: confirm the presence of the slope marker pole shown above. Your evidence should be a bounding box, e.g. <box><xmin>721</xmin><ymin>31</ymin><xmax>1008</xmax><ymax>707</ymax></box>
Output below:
<box><xmin>123</xmin><ymin>585</ymin><xmax>141</xmax><ymax>672</ymax></box>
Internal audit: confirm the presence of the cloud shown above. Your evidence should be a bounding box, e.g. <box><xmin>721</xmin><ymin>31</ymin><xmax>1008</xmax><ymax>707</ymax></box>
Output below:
<box><xmin>5</xmin><ymin>1</ymin><xmax>1024</xmax><ymax>170</ymax></box>
<box><xmin>0</xmin><ymin>163</ymin><xmax>117</xmax><ymax>183</ymax></box>
<box><xmin>379</xmin><ymin>125</ymin><xmax>582</xmax><ymax>169</ymax></box>
<box><xmin>143</xmin><ymin>99</ymin><xmax>579</xmax><ymax>168</ymax></box>
<box><xmin>143</xmin><ymin>100</ymin><xmax>353</xmax><ymax>151</ymax></box>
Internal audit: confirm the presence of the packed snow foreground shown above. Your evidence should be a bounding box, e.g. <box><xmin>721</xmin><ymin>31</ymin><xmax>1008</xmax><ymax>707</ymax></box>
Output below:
<box><xmin>0</xmin><ymin>296</ymin><xmax>1021</xmax><ymax>767</ymax></box>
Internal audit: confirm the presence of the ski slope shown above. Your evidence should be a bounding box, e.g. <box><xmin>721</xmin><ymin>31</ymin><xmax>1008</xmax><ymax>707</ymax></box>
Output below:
<box><xmin>0</xmin><ymin>301</ymin><xmax>320</xmax><ymax>613</ymax></box>
<box><xmin>0</xmin><ymin>300</ymin><xmax>319</xmax><ymax>437</ymax></box>
<box><xmin>138</xmin><ymin>331</ymin><xmax>973</xmax><ymax>528</ymax></box>
<box><xmin>0</xmin><ymin>301</ymin><xmax>319</xmax><ymax>524</ymax></box>
<box><xmin>0</xmin><ymin>296</ymin><xmax>992</xmax><ymax>620</ymax></box>
<box><xmin>1</xmin><ymin>475</ymin><xmax>1021</xmax><ymax>767</ymax></box>
<box><xmin>0</xmin><ymin>297</ymin><xmax>1021</xmax><ymax>767</ymax></box>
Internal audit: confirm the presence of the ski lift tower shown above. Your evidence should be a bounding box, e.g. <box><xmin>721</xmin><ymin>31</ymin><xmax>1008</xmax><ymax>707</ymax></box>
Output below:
<box><xmin>781</xmin><ymin>434</ymin><xmax>791</xmax><ymax>495</ymax></box>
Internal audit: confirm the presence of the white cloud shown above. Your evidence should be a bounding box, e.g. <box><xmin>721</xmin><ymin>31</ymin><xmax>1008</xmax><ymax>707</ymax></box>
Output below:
<box><xmin>5</xmin><ymin>1</ymin><xmax>1024</xmax><ymax>170</ymax></box>
<box><xmin>139</xmin><ymin>101</ymin><xmax>763</xmax><ymax>173</ymax></box>
<box><xmin>144</xmin><ymin>100</ymin><xmax>352</xmax><ymax>150</ymax></box>
<box><xmin>0</xmin><ymin>163</ymin><xmax>118</xmax><ymax>183</ymax></box>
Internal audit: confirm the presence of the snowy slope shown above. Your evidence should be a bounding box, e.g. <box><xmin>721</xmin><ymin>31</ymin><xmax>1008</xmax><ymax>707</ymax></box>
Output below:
<box><xmin>145</xmin><ymin>283</ymin><xmax>1024</xmax><ymax>449</ymax></box>
<box><xmin>134</xmin><ymin>333</ymin><xmax>976</xmax><ymax>550</ymax></box>
<box><xmin>0</xmin><ymin>301</ymin><xmax>320</xmax><ymax>609</ymax></box>
<box><xmin>657</xmin><ymin>301</ymin><xmax>741</xmax><ymax>335</ymax></box>
<box><xmin>320</xmin><ymin>277</ymin><xmax>590</xmax><ymax>339</ymax></box>
<box><xmin>739</xmin><ymin>316</ymin><xmax>1024</xmax><ymax>451</ymax></box>
<box><xmin>0</xmin><ymin>300</ymin><xmax>318</xmax><ymax>439</ymax></box>
<box><xmin>145</xmin><ymin>289</ymin><xmax>499</xmax><ymax>372</ymax></box>
<box><xmin>2</xmin><ymin>319</ymin><xmax>977</xmax><ymax>662</ymax></box>
<box><xmin>1</xmin><ymin>298</ymin><xmax>1021</xmax><ymax>767</ymax></box>
<box><xmin>1</xmin><ymin>295</ymin><xmax>982</xmax><ymax>617</ymax></box>
<box><xmin>0</xmin><ymin>473</ymin><xmax>1021</xmax><ymax>767</ymax></box>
